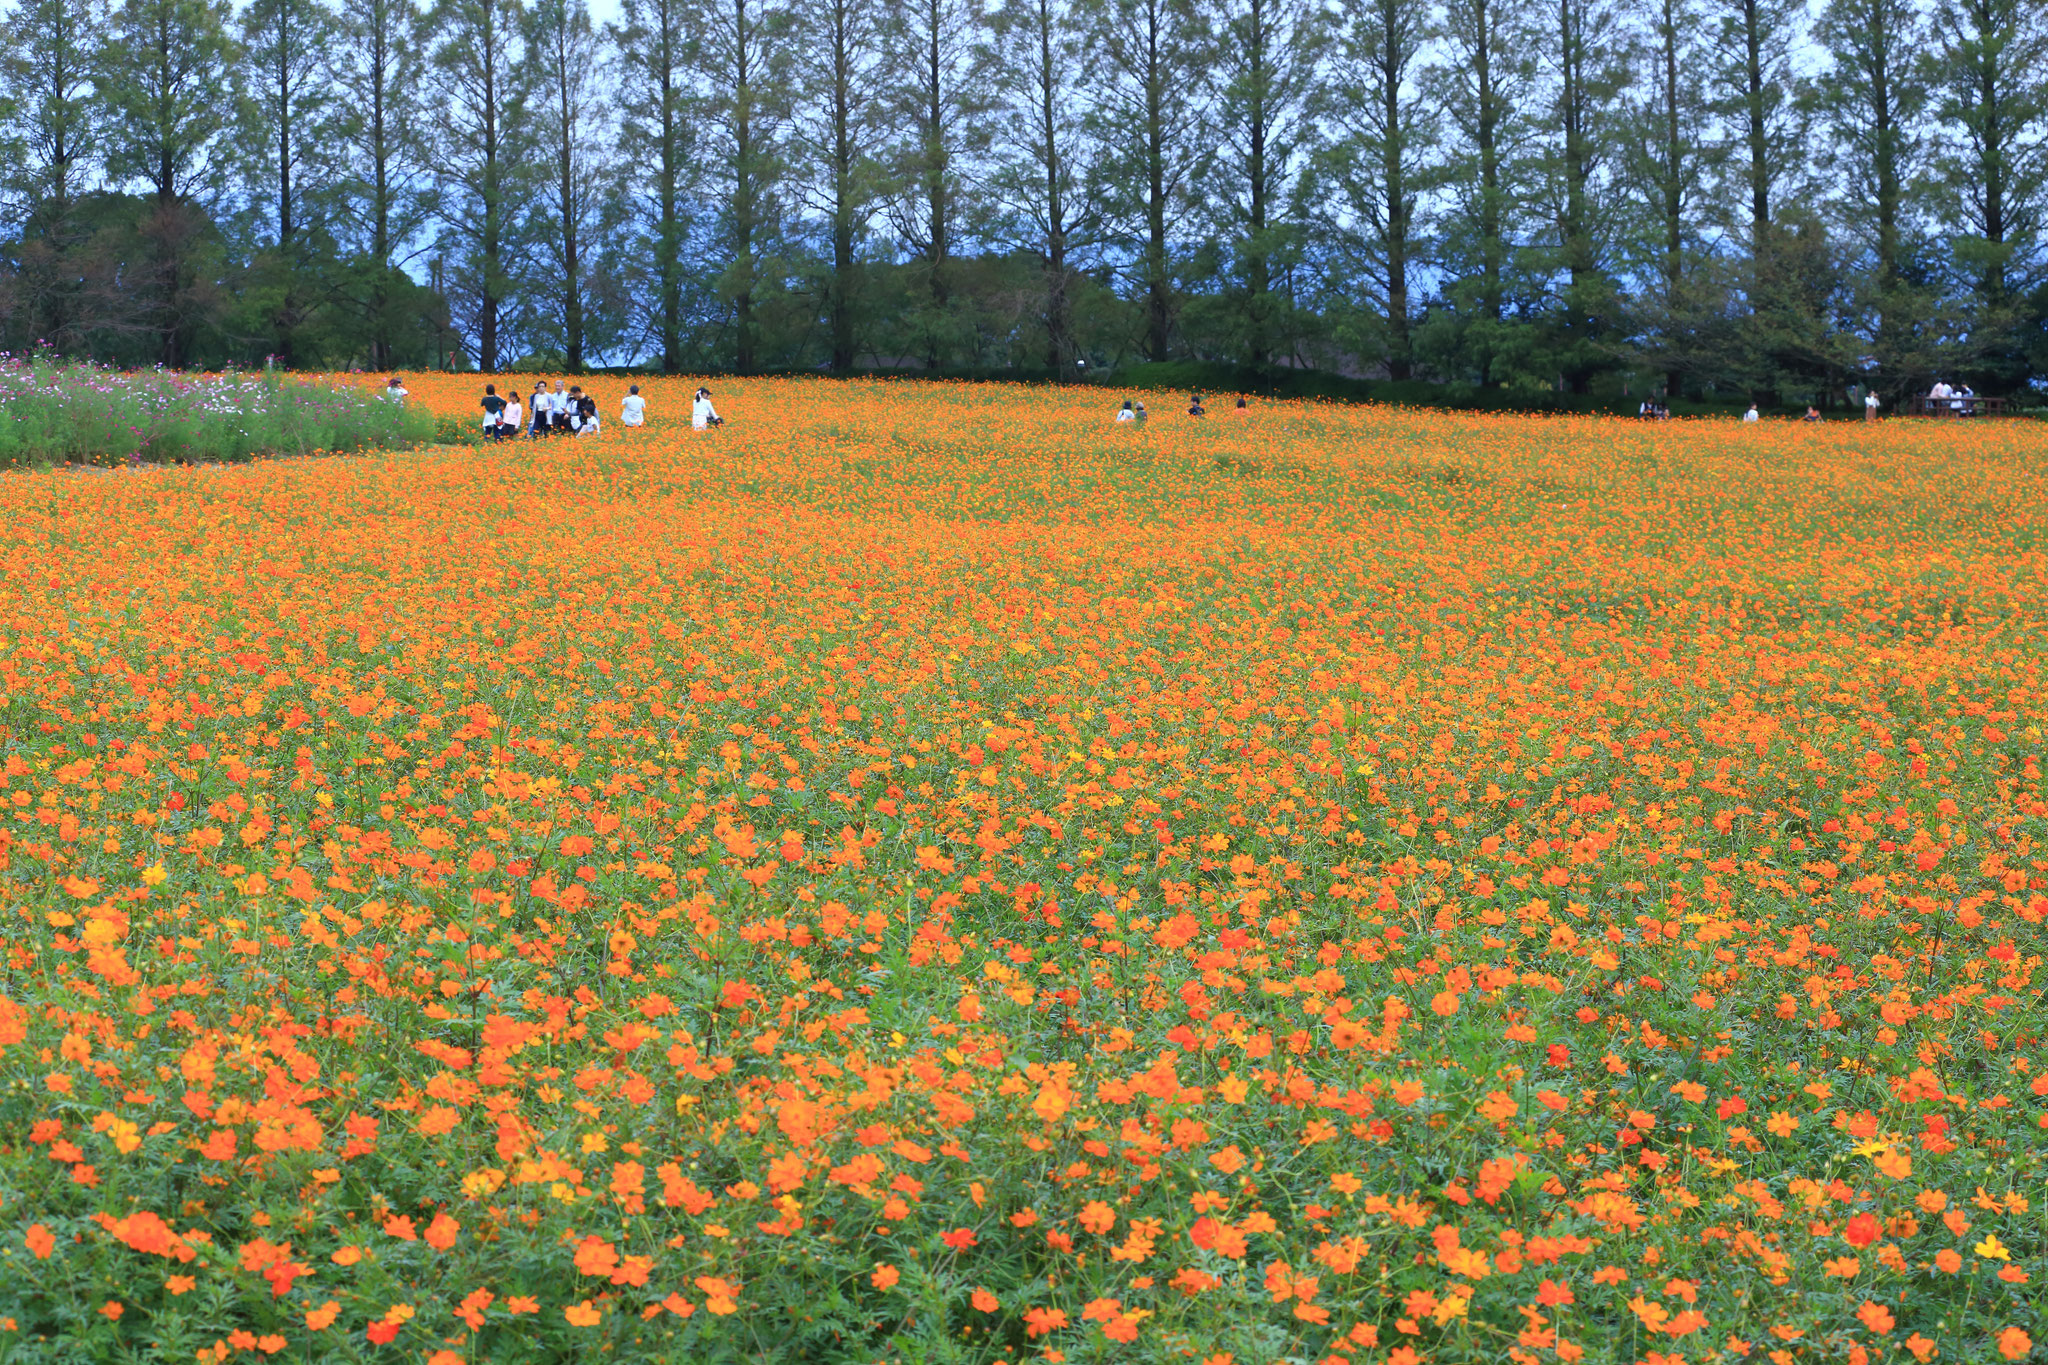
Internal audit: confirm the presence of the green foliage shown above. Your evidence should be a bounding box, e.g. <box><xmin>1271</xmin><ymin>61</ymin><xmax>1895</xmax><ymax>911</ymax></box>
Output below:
<box><xmin>0</xmin><ymin>361</ymin><xmax>438</xmax><ymax>468</ymax></box>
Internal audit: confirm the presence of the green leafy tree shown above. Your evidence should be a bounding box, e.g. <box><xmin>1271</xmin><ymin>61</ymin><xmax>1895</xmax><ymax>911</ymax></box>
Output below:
<box><xmin>1535</xmin><ymin>0</ymin><xmax>1627</xmax><ymax>391</ymax></box>
<box><xmin>1620</xmin><ymin>0</ymin><xmax>1720</xmax><ymax>397</ymax></box>
<box><xmin>100</xmin><ymin>0</ymin><xmax>239</xmax><ymax>365</ymax></box>
<box><xmin>523</xmin><ymin>0</ymin><xmax>617</xmax><ymax>370</ymax></box>
<box><xmin>1081</xmin><ymin>0</ymin><xmax>1207</xmax><ymax>363</ymax></box>
<box><xmin>888</xmin><ymin>0</ymin><xmax>992</xmax><ymax>369</ymax></box>
<box><xmin>789</xmin><ymin>0</ymin><xmax>892</xmax><ymax>371</ymax></box>
<box><xmin>985</xmin><ymin>0</ymin><xmax>1099</xmax><ymax>373</ymax></box>
<box><xmin>237</xmin><ymin>0</ymin><xmax>339</xmax><ymax>366</ymax></box>
<box><xmin>1206</xmin><ymin>0</ymin><xmax>1322</xmax><ymax>368</ymax></box>
<box><xmin>1813</xmin><ymin>0</ymin><xmax>1927</xmax><ymax>387</ymax></box>
<box><xmin>0</xmin><ymin>0</ymin><xmax>107</xmax><ymax>350</ymax></box>
<box><xmin>692</xmin><ymin>0</ymin><xmax>791</xmax><ymax>373</ymax></box>
<box><xmin>428</xmin><ymin>0</ymin><xmax>529</xmax><ymax>371</ymax></box>
<box><xmin>1926</xmin><ymin>0</ymin><xmax>2048</xmax><ymax>390</ymax></box>
<box><xmin>1316</xmin><ymin>0</ymin><xmax>1435</xmax><ymax>379</ymax></box>
<box><xmin>333</xmin><ymin>0</ymin><xmax>433</xmax><ymax>369</ymax></box>
<box><xmin>1428</xmin><ymin>0</ymin><xmax>1539</xmax><ymax>385</ymax></box>
<box><xmin>611</xmin><ymin>0</ymin><xmax>694</xmax><ymax>372</ymax></box>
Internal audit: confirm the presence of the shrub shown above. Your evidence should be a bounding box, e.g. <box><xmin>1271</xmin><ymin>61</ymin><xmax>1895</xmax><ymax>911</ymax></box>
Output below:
<box><xmin>0</xmin><ymin>358</ymin><xmax>438</xmax><ymax>468</ymax></box>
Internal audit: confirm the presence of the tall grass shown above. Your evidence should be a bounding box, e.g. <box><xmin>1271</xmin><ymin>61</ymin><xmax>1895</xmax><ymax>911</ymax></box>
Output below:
<box><xmin>0</xmin><ymin>357</ymin><xmax>439</xmax><ymax>468</ymax></box>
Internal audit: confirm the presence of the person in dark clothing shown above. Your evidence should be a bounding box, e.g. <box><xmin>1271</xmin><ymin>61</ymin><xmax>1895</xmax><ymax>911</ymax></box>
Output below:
<box><xmin>480</xmin><ymin>384</ymin><xmax>507</xmax><ymax>439</ymax></box>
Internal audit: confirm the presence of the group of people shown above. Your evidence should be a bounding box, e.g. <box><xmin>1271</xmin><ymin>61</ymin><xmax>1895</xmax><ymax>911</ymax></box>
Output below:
<box><xmin>1115</xmin><ymin>393</ymin><xmax>1251</xmax><ymax>422</ymax></box>
<box><xmin>464</xmin><ymin>381</ymin><xmax>724</xmax><ymax>440</ymax></box>
<box><xmin>1926</xmin><ymin>379</ymin><xmax>1981</xmax><ymax>416</ymax></box>
<box><xmin>1636</xmin><ymin>400</ymin><xmax>1672</xmax><ymax>421</ymax></box>
<box><xmin>478</xmin><ymin>381</ymin><xmax>606</xmax><ymax>440</ymax></box>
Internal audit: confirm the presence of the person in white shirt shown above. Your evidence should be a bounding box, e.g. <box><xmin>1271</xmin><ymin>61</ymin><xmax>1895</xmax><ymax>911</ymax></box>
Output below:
<box><xmin>1864</xmin><ymin>389</ymin><xmax>1879</xmax><ymax>421</ymax></box>
<box><xmin>529</xmin><ymin>383</ymin><xmax>549</xmax><ymax>437</ymax></box>
<box><xmin>1743</xmin><ymin>403</ymin><xmax>1759</xmax><ymax>422</ymax></box>
<box><xmin>692</xmin><ymin>387</ymin><xmax>722</xmax><ymax>430</ymax></box>
<box><xmin>551</xmin><ymin>380</ymin><xmax>571</xmax><ymax>434</ymax></box>
<box><xmin>383</xmin><ymin>376</ymin><xmax>407</xmax><ymax>403</ymax></box>
<box><xmin>621</xmin><ymin>385</ymin><xmax>647</xmax><ymax>427</ymax></box>
<box><xmin>502</xmin><ymin>389</ymin><xmax>522</xmax><ymax>440</ymax></box>
<box><xmin>1115</xmin><ymin>399</ymin><xmax>1135</xmax><ymax>423</ymax></box>
<box><xmin>577</xmin><ymin>390</ymin><xmax>599</xmax><ymax>435</ymax></box>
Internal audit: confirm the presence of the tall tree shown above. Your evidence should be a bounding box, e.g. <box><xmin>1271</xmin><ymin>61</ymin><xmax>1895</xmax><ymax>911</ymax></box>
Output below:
<box><xmin>333</xmin><ymin>0</ymin><xmax>432</xmax><ymax>369</ymax></box>
<box><xmin>1433</xmin><ymin>0</ymin><xmax>1536</xmax><ymax>384</ymax></box>
<box><xmin>524</xmin><ymin>0</ymin><xmax>613</xmax><ymax>370</ymax></box>
<box><xmin>789</xmin><ymin>0</ymin><xmax>890</xmax><ymax>371</ymax></box>
<box><xmin>0</xmin><ymin>0</ymin><xmax>107</xmax><ymax>350</ymax></box>
<box><xmin>1210</xmin><ymin>0</ymin><xmax>1320</xmax><ymax>368</ymax></box>
<box><xmin>612</xmin><ymin>0</ymin><xmax>693</xmax><ymax>373</ymax></box>
<box><xmin>889</xmin><ymin>0</ymin><xmax>989</xmax><ymax>369</ymax></box>
<box><xmin>1705</xmin><ymin>0</ymin><xmax>1804</xmax><ymax>247</ymax></box>
<box><xmin>239</xmin><ymin>0</ymin><xmax>338</xmax><ymax>365</ymax></box>
<box><xmin>986</xmin><ymin>0</ymin><xmax>1097</xmax><ymax>372</ymax></box>
<box><xmin>1623</xmin><ymin>0</ymin><xmax>1716</xmax><ymax>394</ymax></box>
<box><xmin>1082</xmin><ymin>0</ymin><xmax>1206</xmax><ymax>362</ymax></box>
<box><xmin>100</xmin><ymin>0</ymin><xmax>239</xmax><ymax>365</ymax></box>
<box><xmin>1320</xmin><ymin>0</ymin><xmax>1434</xmax><ymax>379</ymax></box>
<box><xmin>694</xmin><ymin>0</ymin><xmax>789</xmax><ymax>373</ymax></box>
<box><xmin>1538</xmin><ymin>0</ymin><xmax>1626</xmax><ymax>390</ymax></box>
<box><xmin>1814</xmin><ymin>0</ymin><xmax>1926</xmax><ymax>368</ymax></box>
<box><xmin>428</xmin><ymin>0</ymin><xmax>527</xmax><ymax>371</ymax></box>
<box><xmin>1927</xmin><ymin>0</ymin><xmax>2048</xmax><ymax>321</ymax></box>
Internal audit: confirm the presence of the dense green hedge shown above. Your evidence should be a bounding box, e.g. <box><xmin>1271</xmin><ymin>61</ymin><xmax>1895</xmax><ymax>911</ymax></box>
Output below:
<box><xmin>0</xmin><ymin>362</ymin><xmax>439</xmax><ymax>469</ymax></box>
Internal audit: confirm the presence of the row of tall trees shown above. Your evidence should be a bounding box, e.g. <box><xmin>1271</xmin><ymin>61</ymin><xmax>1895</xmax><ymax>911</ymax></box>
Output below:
<box><xmin>1</xmin><ymin>0</ymin><xmax>2044</xmax><ymax>398</ymax></box>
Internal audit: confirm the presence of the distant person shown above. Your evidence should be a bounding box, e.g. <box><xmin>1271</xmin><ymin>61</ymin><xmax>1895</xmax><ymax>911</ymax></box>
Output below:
<box><xmin>502</xmin><ymin>387</ymin><xmax>522</xmax><ymax>441</ymax></box>
<box><xmin>1133</xmin><ymin>401</ymin><xmax>1148</xmax><ymax>425</ymax></box>
<box><xmin>383</xmin><ymin>375</ymin><xmax>408</xmax><ymax>403</ymax></box>
<box><xmin>1864</xmin><ymin>388</ymin><xmax>1880</xmax><ymax>422</ymax></box>
<box><xmin>563</xmin><ymin>385</ymin><xmax>586</xmax><ymax>434</ymax></box>
<box><xmin>621</xmin><ymin>384</ymin><xmax>647</xmax><ymax>428</ymax></box>
<box><xmin>693</xmin><ymin>387</ymin><xmax>723</xmax><ymax>430</ymax></box>
<box><xmin>1801</xmin><ymin>406</ymin><xmax>1822</xmax><ymax>422</ymax></box>
<box><xmin>1231</xmin><ymin>396</ymin><xmax>1249</xmax><ymax>416</ymax></box>
<box><xmin>1743</xmin><ymin>403</ymin><xmax>1759</xmax><ymax>422</ymax></box>
<box><xmin>1958</xmin><ymin>382</ymin><xmax>1975</xmax><ymax>417</ymax></box>
<box><xmin>530</xmin><ymin>383</ymin><xmax>550</xmax><ymax>437</ymax></box>
<box><xmin>1639</xmin><ymin>399</ymin><xmax>1655</xmax><ymax>420</ymax></box>
<box><xmin>480</xmin><ymin>383</ymin><xmax>506</xmax><ymax>438</ymax></box>
<box><xmin>1116</xmin><ymin>399</ymin><xmax>1135</xmax><ymax>423</ymax></box>
<box><xmin>551</xmin><ymin>379</ymin><xmax>572</xmax><ymax>434</ymax></box>
<box><xmin>1188</xmin><ymin>393</ymin><xmax>1206</xmax><ymax>417</ymax></box>
<box><xmin>577</xmin><ymin>389</ymin><xmax>599</xmax><ymax>436</ymax></box>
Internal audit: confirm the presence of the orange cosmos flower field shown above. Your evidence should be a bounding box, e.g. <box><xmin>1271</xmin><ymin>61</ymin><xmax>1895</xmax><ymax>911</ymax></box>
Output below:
<box><xmin>0</xmin><ymin>375</ymin><xmax>2040</xmax><ymax>1365</ymax></box>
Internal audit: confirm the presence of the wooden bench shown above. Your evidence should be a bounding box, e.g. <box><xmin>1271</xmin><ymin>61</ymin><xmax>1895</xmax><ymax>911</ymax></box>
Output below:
<box><xmin>1915</xmin><ymin>395</ymin><xmax>2007</xmax><ymax>417</ymax></box>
